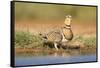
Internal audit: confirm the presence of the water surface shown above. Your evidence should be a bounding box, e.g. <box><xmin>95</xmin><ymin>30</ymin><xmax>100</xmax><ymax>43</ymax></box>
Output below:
<box><xmin>15</xmin><ymin>54</ymin><xmax>96</xmax><ymax>66</ymax></box>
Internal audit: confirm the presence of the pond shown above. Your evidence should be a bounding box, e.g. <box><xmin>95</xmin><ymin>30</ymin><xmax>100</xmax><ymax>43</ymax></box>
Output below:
<box><xmin>15</xmin><ymin>54</ymin><xmax>96</xmax><ymax>67</ymax></box>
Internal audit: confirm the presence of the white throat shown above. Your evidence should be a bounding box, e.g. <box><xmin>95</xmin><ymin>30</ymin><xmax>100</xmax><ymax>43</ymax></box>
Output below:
<box><xmin>64</xmin><ymin>18</ymin><xmax>71</xmax><ymax>25</ymax></box>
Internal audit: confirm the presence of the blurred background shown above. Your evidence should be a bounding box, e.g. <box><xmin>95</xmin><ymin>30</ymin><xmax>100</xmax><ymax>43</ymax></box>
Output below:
<box><xmin>15</xmin><ymin>2</ymin><xmax>97</xmax><ymax>35</ymax></box>
<box><xmin>15</xmin><ymin>2</ymin><xmax>96</xmax><ymax>22</ymax></box>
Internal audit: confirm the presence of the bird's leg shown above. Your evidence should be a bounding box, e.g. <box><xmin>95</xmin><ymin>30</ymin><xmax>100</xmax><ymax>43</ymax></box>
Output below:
<box><xmin>54</xmin><ymin>43</ymin><xmax>58</xmax><ymax>51</ymax></box>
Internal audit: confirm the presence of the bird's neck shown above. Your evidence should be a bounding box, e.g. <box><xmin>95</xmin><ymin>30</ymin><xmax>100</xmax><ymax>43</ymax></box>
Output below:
<box><xmin>64</xmin><ymin>25</ymin><xmax>71</xmax><ymax>29</ymax></box>
<box><xmin>65</xmin><ymin>25</ymin><xmax>71</xmax><ymax>27</ymax></box>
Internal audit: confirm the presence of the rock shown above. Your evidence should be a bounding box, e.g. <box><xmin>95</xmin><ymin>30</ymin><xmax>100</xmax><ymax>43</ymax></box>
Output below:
<box><xmin>61</xmin><ymin>40</ymin><xmax>85</xmax><ymax>49</ymax></box>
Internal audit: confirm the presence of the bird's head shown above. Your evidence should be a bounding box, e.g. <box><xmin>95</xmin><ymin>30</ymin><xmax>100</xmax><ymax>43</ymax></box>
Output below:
<box><xmin>64</xmin><ymin>15</ymin><xmax>72</xmax><ymax>25</ymax></box>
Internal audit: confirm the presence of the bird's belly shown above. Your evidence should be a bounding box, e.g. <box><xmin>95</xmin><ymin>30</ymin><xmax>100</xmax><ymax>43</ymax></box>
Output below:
<box><xmin>62</xmin><ymin>38</ymin><xmax>68</xmax><ymax>42</ymax></box>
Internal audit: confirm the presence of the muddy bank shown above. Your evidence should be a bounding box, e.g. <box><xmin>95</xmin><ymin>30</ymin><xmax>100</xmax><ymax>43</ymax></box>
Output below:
<box><xmin>15</xmin><ymin>46</ymin><xmax>96</xmax><ymax>57</ymax></box>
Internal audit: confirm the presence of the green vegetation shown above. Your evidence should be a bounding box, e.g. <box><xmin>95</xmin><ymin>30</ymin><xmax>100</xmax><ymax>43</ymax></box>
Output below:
<box><xmin>15</xmin><ymin>31</ymin><xmax>96</xmax><ymax>49</ymax></box>
<box><xmin>73</xmin><ymin>35</ymin><xmax>96</xmax><ymax>47</ymax></box>
<box><xmin>83</xmin><ymin>36</ymin><xmax>96</xmax><ymax>47</ymax></box>
<box><xmin>15</xmin><ymin>31</ymin><xmax>43</xmax><ymax>48</ymax></box>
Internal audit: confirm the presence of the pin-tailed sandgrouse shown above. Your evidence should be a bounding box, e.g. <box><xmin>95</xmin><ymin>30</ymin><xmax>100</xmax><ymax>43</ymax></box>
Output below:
<box><xmin>40</xmin><ymin>15</ymin><xmax>73</xmax><ymax>50</ymax></box>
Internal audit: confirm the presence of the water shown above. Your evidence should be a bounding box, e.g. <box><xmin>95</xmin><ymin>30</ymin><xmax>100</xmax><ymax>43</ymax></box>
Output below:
<box><xmin>15</xmin><ymin>54</ymin><xmax>96</xmax><ymax>67</ymax></box>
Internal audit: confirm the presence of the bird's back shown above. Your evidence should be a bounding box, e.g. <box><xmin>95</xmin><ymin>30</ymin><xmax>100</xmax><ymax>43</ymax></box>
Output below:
<box><xmin>47</xmin><ymin>31</ymin><xmax>62</xmax><ymax>43</ymax></box>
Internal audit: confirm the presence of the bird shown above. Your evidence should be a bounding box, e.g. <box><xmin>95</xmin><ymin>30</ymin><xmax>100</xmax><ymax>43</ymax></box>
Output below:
<box><xmin>39</xmin><ymin>15</ymin><xmax>73</xmax><ymax>51</ymax></box>
<box><xmin>61</xmin><ymin>15</ymin><xmax>73</xmax><ymax>43</ymax></box>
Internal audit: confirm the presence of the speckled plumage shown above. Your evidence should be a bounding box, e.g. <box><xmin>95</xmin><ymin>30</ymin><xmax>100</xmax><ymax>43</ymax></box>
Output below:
<box><xmin>46</xmin><ymin>31</ymin><xmax>62</xmax><ymax>43</ymax></box>
<box><xmin>62</xmin><ymin>26</ymin><xmax>73</xmax><ymax>41</ymax></box>
<box><xmin>40</xmin><ymin>15</ymin><xmax>73</xmax><ymax>50</ymax></box>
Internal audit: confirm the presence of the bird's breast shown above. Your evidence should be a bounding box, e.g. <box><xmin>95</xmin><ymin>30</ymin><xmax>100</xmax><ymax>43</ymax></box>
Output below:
<box><xmin>62</xmin><ymin>28</ymin><xmax>73</xmax><ymax>40</ymax></box>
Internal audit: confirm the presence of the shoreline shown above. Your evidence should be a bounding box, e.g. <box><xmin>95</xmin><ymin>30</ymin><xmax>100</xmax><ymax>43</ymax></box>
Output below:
<box><xmin>15</xmin><ymin>46</ymin><xmax>96</xmax><ymax>57</ymax></box>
